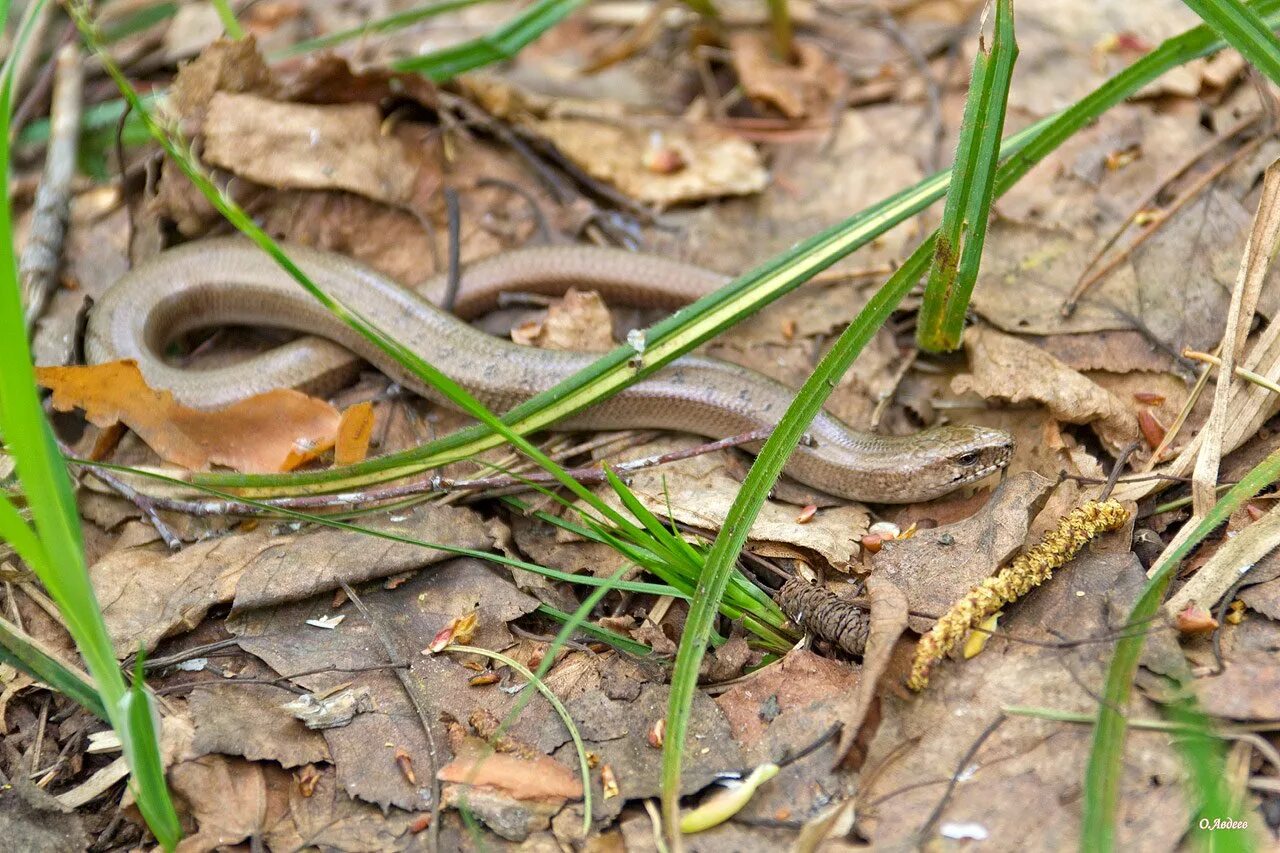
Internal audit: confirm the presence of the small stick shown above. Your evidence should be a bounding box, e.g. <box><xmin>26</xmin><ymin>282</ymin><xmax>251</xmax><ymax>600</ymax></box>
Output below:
<box><xmin>83</xmin><ymin>465</ymin><xmax>182</xmax><ymax>550</ymax></box>
<box><xmin>21</xmin><ymin>43</ymin><xmax>83</xmax><ymax>333</ymax></box>
<box><xmin>441</xmin><ymin>187</ymin><xmax>462</xmax><ymax>313</ymax></box>
<box><xmin>1182</xmin><ymin>348</ymin><xmax>1280</xmax><ymax>396</ymax></box>
<box><xmin>72</xmin><ymin>427</ymin><xmax>774</xmax><ymax>517</ymax></box>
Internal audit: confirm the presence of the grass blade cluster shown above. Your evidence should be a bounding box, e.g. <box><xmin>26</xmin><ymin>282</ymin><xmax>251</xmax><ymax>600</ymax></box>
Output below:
<box><xmin>1183</xmin><ymin>0</ymin><xmax>1280</xmax><ymax>83</ymax></box>
<box><xmin>391</xmin><ymin>0</ymin><xmax>586</xmax><ymax>80</ymax></box>
<box><xmin>0</xmin><ymin>0</ymin><xmax>179</xmax><ymax>844</ymax></box>
<box><xmin>917</xmin><ymin>0</ymin><xmax>1016</xmax><ymax>352</ymax></box>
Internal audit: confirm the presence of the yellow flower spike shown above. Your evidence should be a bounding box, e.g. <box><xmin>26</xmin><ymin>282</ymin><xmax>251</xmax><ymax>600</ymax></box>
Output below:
<box><xmin>909</xmin><ymin>499</ymin><xmax>1129</xmax><ymax>691</ymax></box>
<box><xmin>679</xmin><ymin>762</ymin><xmax>780</xmax><ymax>834</ymax></box>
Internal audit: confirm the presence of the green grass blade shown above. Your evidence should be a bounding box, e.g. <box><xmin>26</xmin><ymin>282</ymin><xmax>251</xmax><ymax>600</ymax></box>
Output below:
<box><xmin>660</xmin><ymin>237</ymin><xmax>933</xmax><ymax>839</ymax></box>
<box><xmin>274</xmin><ymin>0</ymin><xmax>499</xmax><ymax>58</ymax></box>
<box><xmin>917</xmin><ymin>0</ymin><xmax>1017</xmax><ymax>352</ymax></box>
<box><xmin>1162</xmin><ymin>698</ymin><xmax>1252</xmax><ymax>852</ymax></box>
<box><xmin>1082</xmin><ymin>447</ymin><xmax>1280</xmax><ymax>849</ymax></box>
<box><xmin>535</xmin><ymin>603</ymin><xmax>653</xmax><ymax>656</ymax></box>
<box><xmin>209</xmin><ymin>0</ymin><xmax>244</xmax><ymax>39</ymax></box>
<box><xmin>1183</xmin><ymin>0</ymin><xmax>1280</xmax><ymax>84</ymax></box>
<box><xmin>0</xmin><ymin>613</ymin><xmax>108</xmax><ymax>720</ymax></box>
<box><xmin>0</xmin><ymin>1</ymin><xmax>180</xmax><ymax>843</ymax></box>
<box><xmin>119</xmin><ymin>656</ymin><xmax>181</xmax><ymax>846</ymax></box>
<box><xmin>390</xmin><ymin>0</ymin><xmax>586</xmax><ymax>80</ymax></box>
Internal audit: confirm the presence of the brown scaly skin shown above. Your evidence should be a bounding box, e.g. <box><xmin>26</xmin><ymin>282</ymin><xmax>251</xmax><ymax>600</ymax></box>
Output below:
<box><xmin>86</xmin><ymin>238</ymin><xmax>1014</xmax><ymax>503</ymax></box>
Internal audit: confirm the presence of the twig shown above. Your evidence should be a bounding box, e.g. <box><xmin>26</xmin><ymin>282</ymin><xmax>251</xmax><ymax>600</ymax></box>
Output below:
<box><xmin>1182</xmin><ymin>349</ymin><xmax>1280</xmax><ymax>396</ymax></box>
<box><xmin>21</xmin><ymin>43</ymin><xmax>82</xmax><ymax>333</ymax></box>
<box><xmin>72</xmin><ymin>428</ymin><xmax>773</xmax><ymax>518</ymax></box>
<box><xmin>7</xmin><ymin>0</ymin><xmax>54</xmax><ymax>135</ymax></box>
<box><xmin>916</xmin><ymin>714</ymin><xmax>1007</xmax><ymax>843</ymax></box>
<box><xmin>339</xmin><ymin>581</ymin><xmax>443</xmax><ymax>851</ymax></box>
<box><xmin>442</xmin><ymin>187</ymin><xmax>462</xmax><ymax>313</ymax></box>
<box><xmin>1099</xmin><ymin>441</ymin><xmax>1139</xmax><ymax>502</ymax></box>
<box><xmin>81</xmin><ymin>464</ymin><xmax>182</xmax><ymax>550</ymax></box>
<box><xmin>475</xmin><ymin>177</ymin><xmax>554</xmax><ymax>244</ymax></box>
<box><xmin>1210</xmin><ymin>572</ymin><xmax>1252</xmax><ymax>677</ymax></box>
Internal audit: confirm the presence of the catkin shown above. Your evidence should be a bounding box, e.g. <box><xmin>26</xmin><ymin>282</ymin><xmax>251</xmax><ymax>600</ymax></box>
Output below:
<box><xmin>777</xmin><ymin>575</ymin><xmax>871</xmax><ymax>656</ymax></box>
<box><xmin>907</xmin><ymin>499</ymin><xmax>1129</xmax><ymax>691</ymax></box>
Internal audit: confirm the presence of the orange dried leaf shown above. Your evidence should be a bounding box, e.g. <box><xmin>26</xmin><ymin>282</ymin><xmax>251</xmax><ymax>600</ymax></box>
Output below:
<box><xmin>437</xmin><ymin>751</ymin><xmax>583</xmax><ymax>801</ymax></box>
<box><xmin>36</xmin><ymin>360</ymin><xmax>339</xmax><ymax>473</ymax></box>
<box><xmin>1175</xmin><ymin>604</ymin><xmax>1218</xmax><ymax>634</ymax></box>
<box><xmin>796</xmin><ymin>505</ymin><xmax>818</xmax><ymax>524</ymax></box>
<box><xmin>335</xmin><ymin>401</ymin><xmax>375</xmax><ymax>465</ymax></box>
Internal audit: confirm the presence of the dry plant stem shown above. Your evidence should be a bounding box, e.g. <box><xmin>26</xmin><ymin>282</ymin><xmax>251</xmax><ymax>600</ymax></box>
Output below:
<box><xmin>1191</xmin><ymin>163</ymin><xmax>1280</xmax><ymax>514</ymax></box>
<box><xmin>77</xmin><ymin>460</ymin><xmax>182</xmax><ymax>550</ymax></box>
<box><xmin>7</xmin><ymin>0</ymin><xmax>53</xmax><ymax>125</ymax></box>
<box><xmin>916</xmin><ymin>714</ymin><xmax>1007</xmax><ymax>843</ymax></box>
<box><xmin>1063</xmin><ymin>118</ymin><xmax>1265</xmax><ymax>315</ymax></box>
<box><xmin>20</xmin><ymin>43</ymin><xmax>81</xmax><ymax>333</ymax></box>
<box><xmin>907</xmin><ymin>500</ymin><xmax>1129</xmax><ymax>692</ymax></box>
<box><xmin>75</xmin><ymin>428</ymin><xmax>773</xmax><ymax>518</ymax></box>
<box><xmin>1182</xmin><ymin>349</ymin><xmax>1280</xmax><ymax>396</ymax></box>
<box><xmin>1141</xmin><ymin>346</ymin><xmax>1216</xmax><ymax>474</ymax></box>
<box><xmin>1163</xmin><ymin>501</ymin><xmax>1280</xmax><ymax>619</ymax></box>
<box><xmin>338</xmin><ymin>581</ymin><xmax>442</xmax><ymax>852</ymax></box>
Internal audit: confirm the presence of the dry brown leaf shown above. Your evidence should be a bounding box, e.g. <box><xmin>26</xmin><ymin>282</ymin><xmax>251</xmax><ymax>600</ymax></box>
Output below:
<box><xmin>1196</xmin><ymin>650</ymin><xmax>1280</xmax><ymax>721</ymax></box>
<box><xmin>872</xmin><ymin>472</ymin><xmax>1053</xmax><ymax>633</ymax></box>
<box><xmin>189</xmin><ymin>684</ymin><xmax>330</xmax><ymax>768</ymax></box>
<box><xmin>170</xmin><ymin>755</ymin><xmax>275</xmax><ymax>853</ymax></box>
<box><xmin>533</xmin><ymin>117</ymin><xmax>766</xmax><ymax>207</ymax></box>
<box><xmin>231</xmin><ymin>559</ymin><xmax>544</xmax><ymax>811</ymax></box>
<box><xmin>167</xmin><ymin>37</ymin><xmax>275</xmax><ymax>132</ymax></box>
<box><xmin>836</xmin><ymin>573</ymin><xmax>909</xmax><ymax>767</ymax></box>
<box><xmin>856</xmin><ymin>552</ymin><xmax>1190</xmax><ymax>849</ymax></box>
<box><xmin>202</xmin><ymin>92</ymin><xmax>439</xmax><ymax>212</ymax></box>
<box><xmin>335</xmin><ymin>401</ymin><xmax>375</xmax><ymax>466</ymax></box>
<box><xmin>91</xmin><ymin>505</ymin><xmax>492</xmax><ymax>654</ymax></box>
<box><xmin>952</xmin><ymin>327</ymin><xmax>1139</xmax><ymax>453</ymax></box>
<box><xmin>729</xmin><ymin>33</ymin><xmax>844</xmax><ymax>119</ymax></box>
<box><xmin>716</xmin><ymin>650</ymin><xmax>856</xmax><ymax>749</ymax></box>
<box><xmin>510</xmin><ymin>288</ymin><xmax>615</xmax><ymax>352</ymax></box>
<box><xmin>36</xmin><ymin>360</ymin><xmax>339</xmax><ymax>473</ymax></box>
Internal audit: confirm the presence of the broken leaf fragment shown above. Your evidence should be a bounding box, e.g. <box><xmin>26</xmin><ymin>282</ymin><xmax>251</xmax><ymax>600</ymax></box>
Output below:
<box><xmin>679</xmin><ymin>762</ymin><xmax>780</xmax><ymax>834</ymax></box>
<box><xmin>423</xmin><ymin>609</ymin><xmax>479</xmax><ymax>654</ymax></box>
<box><xmin>282</xmin><ymin>687</ymin><xmax>373</xmax><ymax>730</ymax></box>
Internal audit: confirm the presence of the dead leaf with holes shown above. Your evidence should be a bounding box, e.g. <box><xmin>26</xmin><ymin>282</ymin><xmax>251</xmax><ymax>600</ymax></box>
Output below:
<box><xmin>952</xmin><ymin>327</ymin><xmax>1140</xmax><ymax>453</ymax></box>
<box><xmin>36</xmin><ymin>360</ymin><xmax>339</xmax><ymax>473</ymax></box>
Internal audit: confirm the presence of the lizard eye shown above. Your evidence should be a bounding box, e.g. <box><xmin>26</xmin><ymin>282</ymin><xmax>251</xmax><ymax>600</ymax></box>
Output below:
<box><xmin>956</xmin><ymin>451</ymin><xmax>981</xmax><ymax>467</ymax></box>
